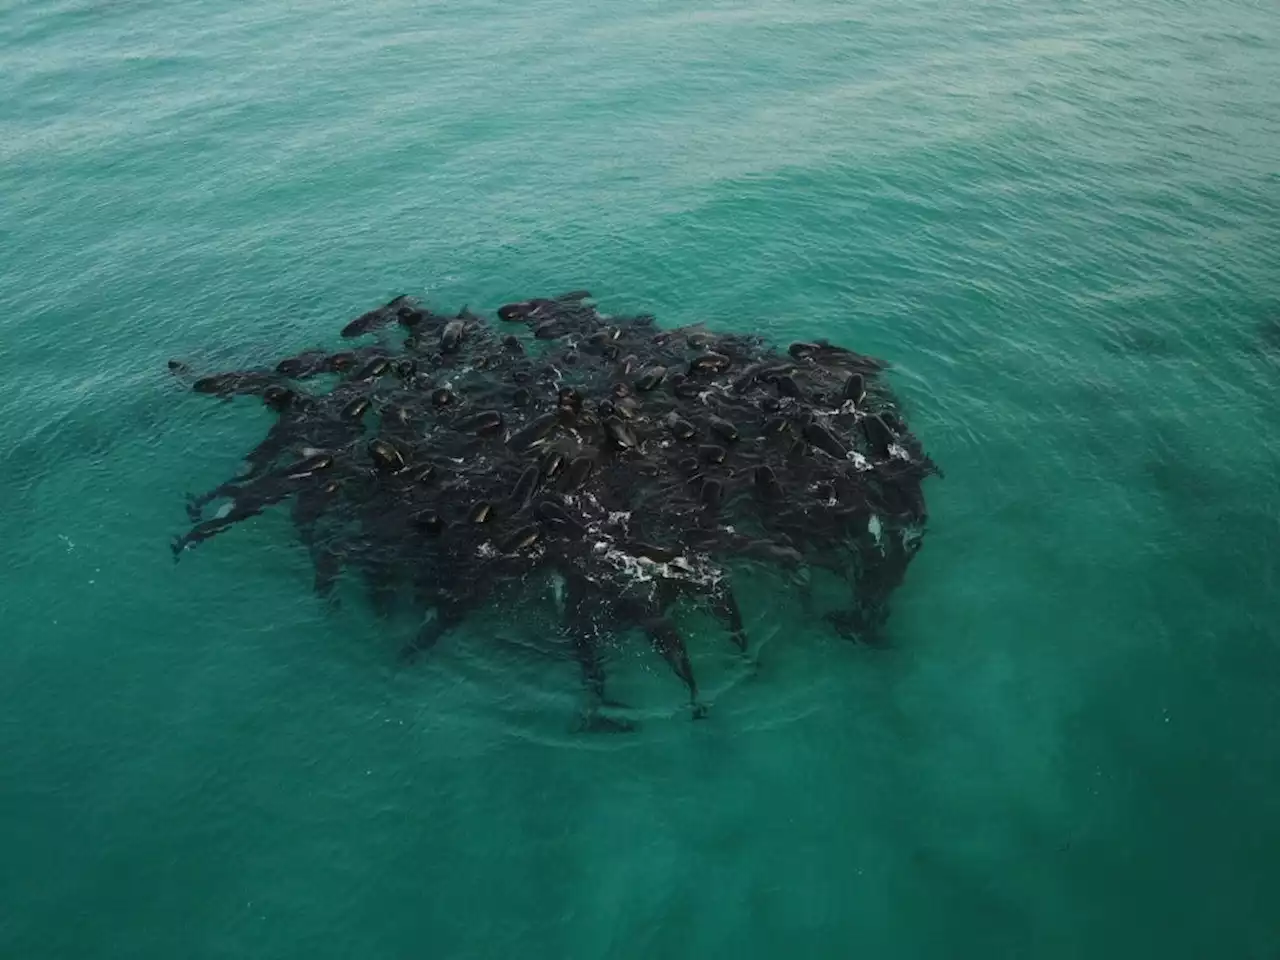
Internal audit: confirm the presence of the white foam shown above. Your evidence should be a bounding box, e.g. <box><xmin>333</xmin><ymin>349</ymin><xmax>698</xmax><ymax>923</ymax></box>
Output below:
<box><xmin>599</xmin><ymin>546</ymin><xmax>654</xmax><ymax>584</ymax></box>
<box><xmin>593</xmin><ymin>542</ymin><xmax>725</xmax><ymax>591</ymax></box>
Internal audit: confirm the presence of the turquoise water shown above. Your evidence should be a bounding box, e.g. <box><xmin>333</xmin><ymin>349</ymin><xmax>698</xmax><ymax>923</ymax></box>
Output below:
<box><xmin>3</xmin><ymin>0</ymin><xmax>1279</xmax><ymax>954</ymax></box>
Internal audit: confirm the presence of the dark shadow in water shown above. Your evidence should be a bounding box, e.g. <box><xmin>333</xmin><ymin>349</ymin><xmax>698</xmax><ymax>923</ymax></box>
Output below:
<box><xmin>0</xmin><ymin>375</ymin><xmax>236</xmax><ymax>537</ymax></box>
<box><xmin>1100</xmin><ymin>323</ymin><xmax>1182</xmax><ymax>359</ymax></box>
<box><xmin>1253</xmin><ymin>312</ymin><xmax>1280</xmax><ymax>353</ymax></box>
<box><xmin>1140</xmin><ymin>422</ymin><xmax>1227</xmax><ymax>504</ymax></box>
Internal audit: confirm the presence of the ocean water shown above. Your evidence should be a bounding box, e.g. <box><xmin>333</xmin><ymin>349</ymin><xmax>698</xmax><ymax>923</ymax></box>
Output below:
<box><xmin>2</xmin><ymin>0</ymin><xmax>1279</xmax><ymax>955</ymax></box>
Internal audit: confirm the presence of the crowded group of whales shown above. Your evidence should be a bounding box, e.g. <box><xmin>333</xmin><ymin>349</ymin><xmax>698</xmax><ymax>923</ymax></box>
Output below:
<box><xmin>172</xmin><ymin>291</ymin><xmax>939</xmax><ymax>725</ymax></box>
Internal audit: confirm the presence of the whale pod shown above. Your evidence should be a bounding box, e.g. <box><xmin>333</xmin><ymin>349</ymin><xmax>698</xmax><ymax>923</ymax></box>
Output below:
<box><xmin>174</xmin><ymin>292</ymin><xmax>937</xmax><ymax>715</ymax></box>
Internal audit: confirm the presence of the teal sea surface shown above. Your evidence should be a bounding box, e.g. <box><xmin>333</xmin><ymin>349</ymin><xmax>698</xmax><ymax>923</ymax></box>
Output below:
<box><xmin>3</xmin><ymin>0</ymin><xmax>1279</xmax><ymax>956</ymax></box>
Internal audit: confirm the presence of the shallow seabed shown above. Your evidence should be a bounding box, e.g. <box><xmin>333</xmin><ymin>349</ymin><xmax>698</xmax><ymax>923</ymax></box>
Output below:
<box><xmin>2</xmin><ymin>0</ymin><xmax>1279</xmax><ymax>956</ymax></box>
